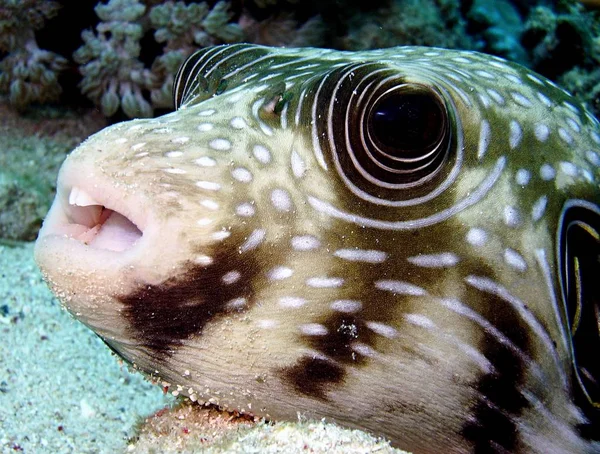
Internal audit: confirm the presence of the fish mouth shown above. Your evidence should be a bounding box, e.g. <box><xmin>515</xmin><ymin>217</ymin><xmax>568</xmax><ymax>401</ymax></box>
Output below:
<box><xmin>41</xmin><ymin>185</ymin><xmax>144</xmax><ymax>252</ymax></box>
<box><xmin>36</xmin><ymin>160</ymin><xmax>149</xmax><ymax>257</ymax></box>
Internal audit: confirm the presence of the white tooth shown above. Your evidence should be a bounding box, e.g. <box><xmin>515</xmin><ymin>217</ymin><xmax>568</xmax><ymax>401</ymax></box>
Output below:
<box><xmin>69</xmin><ymin>187</ymin><xmax>101</xmax><ymax>207</ymax></box>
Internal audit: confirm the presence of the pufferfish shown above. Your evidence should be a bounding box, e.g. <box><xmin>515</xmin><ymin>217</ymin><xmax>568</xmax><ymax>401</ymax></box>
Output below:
<box><xmin>34</xmin><ymin>44</ymin><xmax>599</xmax><ymax>453</ymax></box>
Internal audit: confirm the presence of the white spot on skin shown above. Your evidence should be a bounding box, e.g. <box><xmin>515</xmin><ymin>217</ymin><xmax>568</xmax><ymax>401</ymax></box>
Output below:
<box><xmin>256</xmin><ymin>319</ymin><xmax>278</xmax><ymax>329</ymax></box>
<box><xmin>478</xmin><ymin>93</ymin><xmax>491</xmax><ymax>109</ymax></box>
<box><xmin>504</xmin><ymin>249</ymin><xmax>528</xmax><ymax>272</ymax></box>
<box><xmin>131</xmin><ymin>142</ymin><xmax>146</xmax><ymax>151</ymax></box>
<box><xmin>291</xmin><ymin>235</ymin><xmax>321</xmax><ymax>251</ymax></box>
<box><xmin>404</xmin><ymin>313</ymin><xmax>436</xmax><ymax>329</ymax></box>
<box><xmin>511</xmin><ymin>92</ymin><xmax>532</xmax><ymax>108</ymax></box>
<box><xmin>306</xmin><ymin>277</ymin><xmax>344</xmax><ymax>288</ymax></box>
<box><xmin>407</xmin><ymin>253</ymin><xmax>459</xmax><ymax>268</ymax></box>
<box><xmin>226</xmin><ymin>297</ymin><xmax>247</xmax><ymax>310</ymax></box>
<box><xmin>197</xmin><ymin>123</ymin><xmax>213</xmax><ymax>132</ymax></box>
<box><xmin>198</xmin><ymin>109</ymin><xmax>216</xmax><ymax>116</ymax></box>
<box><xmin>532</xmin><ymin>196</ymin><xmax>548</xmax><ymax>222</ymax></box>
<box><xmin>515</xmin><ymin>169</ymin><xmax>531</xmax><ymax>186</ymax></box>
<box><xmin>534</xmin><ymin>124</ymin><xmax>550</xmax><ymax>142</ymax></box>
<box><xmin>197</xmin><ymin>217</ymin><xmax>214</xmax><ymax>226</ymax></box>
<box><xmin>236</xmin><ymin>202</ymin><xmax>255</xmax><ymax>217</ymax></box>
<box><xmin>253</xmin><ymin>144</ymin><xmax>272</xmax><ymax>164</ymax></box>
<box><xmin>135</xmin><ymin>151</ymin><xmax>148</xmax><ymax>158</ymax></box>
<box><xmin>586</xmin><ymin>151</ymin><xmax>600</xmax><ymax>166</ymax></box>
<box><xmin>566</xmin><ymin>118</ymin><xmax>581</xmax><ymax>132</ymax></box>
<box><xmin>196</xmin><ymin>181</ymin><xmax>221</xmax><ymax>191</ymax></box>
<box><xmin>166</xmin><ymin>151</ymin><xmax>183</xmax><ymax>158</ymax></box>
<box><xmin>291</xmin><ymin>149</ymin><xmax>306</xmax><ymax>178</ymax></box>
<box><xmin>487</xmin><ymin>89</ymin><xmax>505</xmax><ymax>105</ymax></box>
<box><xmin>375</xmin><ymin>280</ymin><xmax>426</xmax><ymax>296</ymax></box>
<box><xmin>209</xmin><ymin>138</ymin><xmax>232</xmax><ymax>151</ymax></box>
<box><xmin>509</xmin><ymin>120</ymin><xmax>522</xmax><ymax>149</ymax></box>
<box><xmin>211</xmin><ymin>230</ymin><xmax>230</xmax><ymax>241</ymax></box>
<box><xmin>222</xmin><ymin>270</ymin><xmax>241</xmax><ymax>285</ymax></box>
<box><xmin>559</xmin><ymin>162</ymin><xmax>578</xmax><ymax>177</ymax></box>
<box><xmin>504</xmin><ymin>206</ymin><xmax>521</xmax><ymax>228</ymax></box>
<box><xmin>279</xmin><ymin>296</ymin><xmax>307</xmax><ymax>308</ymax></box>
<box><xmin>231</xmin><ymin>167</ymin><xmax>253</xmax><ymax>183</ymax></box>
<box><xmin>477</xmin><ymin>120</ymin><xmax>491</xmax><ymax>160</ymax></box>
<box><xmin>115</xmin><ymin>138</ymin><xmax>127</xmax><ymax>144</ymax></box>
<box><xmin>239</xmin><ymin>229</ymin><xmax>266</xmax><ymax>253</ymax></box>
<box><xmin>365</xmin><ymin>321</ymin><xmax>398</xmax><ymax>339</ymax></box>
<box><xmin>334</xmin><ymin>249</ymin><xmax>387</xmax><ymax>263</ymax></box>
<box><xmin>200</xmin><ymin>199</ymin><xmax>219</xmax><ymax>210</ymax></box>
<box><xmin>163</xmin><ymin>168</ymin><xmax>186</xmax><ymax>174</ymax></box>
<box><xmin>230</xmin><ymin>117</ymin><xmax>247</xmax><ymax>129</ymax></box>
<box><xmin>267</xmin><ymin>266</ymin><xmax>294</xmax><ymax>281</ymax></box>
<box><xmin>558</xmin><ymin>128</ymin><xmax>573</xmax><ymax>145</ymax></box>
<box><xmin>299</xmin><ymin>324</ymin><xmax>328</xmax><ymax>336</ymax></box>
<box><xmin>172</xmin><ymin>136</ymin><xmax>190</xmax><ymax>144</ymax></box>
<box><xmin>466</xmin><ymin>228</ymin><xmax>488</xmax><ymax>247</ymax></box>
<box><xmin>352</xmin><ymin>343</ymin><xmax>377</xmax><ymax>358</ymax></box>
<box><xmin>540</xmin><ymin>164</ymin><xmax>556</xmax><ymax>181</ymax></box>
<box><xmin>537</xmin><ymin>92</ymin><xmax>552</xmax><ymax>107</ymax></box>
<box><xmin>271</xmin><ymin>188</ymin><xmax>293</xmax><ymax>212</ymax></box>
<box><xmin>194</xmin><ymin>255</ymin><xmax>213</xmax><ymax>266</ymax></box>
<box><xmin>195</xmin><ymin>157</ymin><xmax>216</xmax><ymax>167</ymax></box>
<box><xmin>476</xmin><ymin>70</ymin><xmax>495</xmax><ymax>79</ymax></box>
<box><xmin>330</xmin><ymin>300</ymin><xmax>362</xmax><ymax>313</ymax></box>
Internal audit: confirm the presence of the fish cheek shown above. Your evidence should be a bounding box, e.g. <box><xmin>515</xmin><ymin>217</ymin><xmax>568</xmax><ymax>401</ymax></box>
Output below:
<box><xmin>113</xmin><ymin>235</ymin><xmax>263</xmax><ymax>365</ymax></box>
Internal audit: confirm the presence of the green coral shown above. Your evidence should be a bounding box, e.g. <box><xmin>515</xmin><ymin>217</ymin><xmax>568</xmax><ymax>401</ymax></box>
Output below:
<box><xmin>74</xmin><ymin>0</ymin><xmax>244</xmax><ymax>116</ymax></box>
<box><xmin>149</xmin><ymin>1</ymin><xmax>244</xmax><ymax>109</ymax></box>
<box><xmin>74</xmin><ymin>0</ymin><xmax>155</xmax><ymax>118</ymax></box>
<box><xmin>342</xmin><ymin>0</ymin><xmax>474</xmax><ymax>51</ymax></box>
<box><xmin>0</xmin><ymin>0</ymin><xmax>67</xmax><ymax>110</ymax></box>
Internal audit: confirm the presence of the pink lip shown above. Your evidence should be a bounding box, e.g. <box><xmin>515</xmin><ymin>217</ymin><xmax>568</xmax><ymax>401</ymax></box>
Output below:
<box><xmin>37</xmin><ymin>161</ymin><xmax>147</xmax><ymax>253</ymax></box>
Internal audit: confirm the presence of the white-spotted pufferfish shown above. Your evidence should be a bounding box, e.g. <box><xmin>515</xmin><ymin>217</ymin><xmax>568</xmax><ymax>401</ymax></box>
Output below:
<box><xmin>34</xmin><ymin>44</ymin><xmax>600</xmax><ymax>453</ymax></box>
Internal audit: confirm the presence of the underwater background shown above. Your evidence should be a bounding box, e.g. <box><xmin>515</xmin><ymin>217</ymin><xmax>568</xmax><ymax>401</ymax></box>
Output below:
<box><xmin>1</xmin><ymin>0</ymin><xmax>599</xmax><ymax>452</ymax></box>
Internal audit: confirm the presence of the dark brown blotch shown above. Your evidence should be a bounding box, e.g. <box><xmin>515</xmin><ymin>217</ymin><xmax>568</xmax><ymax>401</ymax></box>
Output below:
<box><xmin>114</xmin><ymin>234</ymin><xmax>263</xmax><ymax>363</ymax></box>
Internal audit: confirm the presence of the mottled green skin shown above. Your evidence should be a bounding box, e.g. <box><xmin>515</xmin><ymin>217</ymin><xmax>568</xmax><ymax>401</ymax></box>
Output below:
<box><xmin>35</xmin><ymin>45</ymin><xmax>600</xmax><ymax>453</ymax></box>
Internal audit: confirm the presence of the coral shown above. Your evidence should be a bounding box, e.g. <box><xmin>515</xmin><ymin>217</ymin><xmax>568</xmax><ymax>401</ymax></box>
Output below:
<box><xmin>0</xmin><ymin>0</ymin><xmax>67</xmax><ymax>110</ymax></box>
<box><xmin>521</xmin><ymin>1</ymin><xmax>600</xmax><ymax>117</ymax></box>
<box><xmin>522</xmin><ymin>3</ymin><xmax>596</xmax><ymax>77</ymax></box>
<box><xmin>240</xmin><ymin>13</ymin><xmax>326</xmax><ymax>47</ymax></box>
<box><xmin>149</xmin><ymin>1</ymin><xmax>244</xmax><ymax>108</ymax></box>
<box><xmin>74</xmin><ymin>0</ymin><xmax>155</xmax><ymax>118</ymax></box>
<box><xmin>342</xmin><ymin>0</ymin><xmax>475</xmax><ymax>51</ymax></box>
<box><xmin>467</xmin><ymin>0</ymin><xmax>528</xmax><ymax>64</ymax></box>
<box><xmin>74</xmin><ymin>0</ymin><xmax>244</xmax><ymax>117</ymax></box>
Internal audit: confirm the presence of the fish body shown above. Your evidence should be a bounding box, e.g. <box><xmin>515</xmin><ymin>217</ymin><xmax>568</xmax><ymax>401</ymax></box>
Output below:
<box><xmin>35</xmin><ymin>44</ymin><xmax>600</xmax><ymax>453</ymax></box>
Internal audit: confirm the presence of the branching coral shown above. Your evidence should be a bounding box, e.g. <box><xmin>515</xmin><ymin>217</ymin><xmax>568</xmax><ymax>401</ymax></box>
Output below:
<box><xmin>74</xmin><ymin>0</ymin><xmax>156</xmax><ymax>118</ymax></box>
<box><xmin>0</xmin><ymin>0</ymin><xmax>67</xmax><ymax>110</ymax></box>
<box><xmin>74</xmin><ymin>0</ymin><xmax>244</xmax><ymax>117</ymax></box>
<box><xmin>149</xmin><ymin>1</ymin><xmax>244</xmax><ymax>108</ymax></box>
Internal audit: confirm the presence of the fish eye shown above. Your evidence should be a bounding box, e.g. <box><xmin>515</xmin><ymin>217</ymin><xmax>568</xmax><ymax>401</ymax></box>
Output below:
<box><xmin>367</xmin><ymin>85</ymin><xmax>448</xmax><ymax>162</ymax></box>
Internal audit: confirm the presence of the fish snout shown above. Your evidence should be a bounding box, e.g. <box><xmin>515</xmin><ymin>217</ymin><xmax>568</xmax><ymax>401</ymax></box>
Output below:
<box><xmin>33</xmin><ymin>156</ymin><xmax>187</xmax><ymax>338</ymax></box>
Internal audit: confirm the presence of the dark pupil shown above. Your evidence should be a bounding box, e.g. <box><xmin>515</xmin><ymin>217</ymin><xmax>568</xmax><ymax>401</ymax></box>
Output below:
<box><xmin>371</xmin><ymin>91</ymin><xmax>444</xmax><ymax>155</ymax></box>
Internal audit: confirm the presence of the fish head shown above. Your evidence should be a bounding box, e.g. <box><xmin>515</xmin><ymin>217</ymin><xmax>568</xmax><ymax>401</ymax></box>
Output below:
<box><xmin>35</xmin><ymin>44</ymin><xmax>600</xmax><ymax>452</ymax></box>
